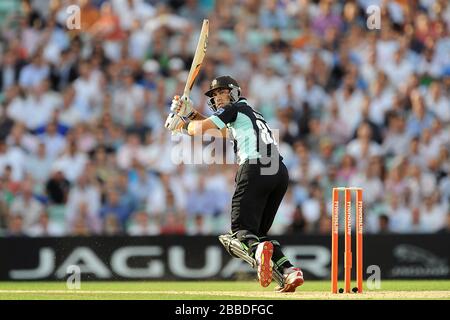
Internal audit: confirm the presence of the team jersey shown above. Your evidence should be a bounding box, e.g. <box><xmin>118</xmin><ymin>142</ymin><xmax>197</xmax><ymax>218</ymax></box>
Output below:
<box><xmin>209</xmin><ymin>98</ymin><xmax>281</xmax><ymax>165</ymax></box>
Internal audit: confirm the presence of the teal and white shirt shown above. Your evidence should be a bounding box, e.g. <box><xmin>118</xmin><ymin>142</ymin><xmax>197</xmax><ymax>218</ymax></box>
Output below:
<box><xmin>209</xmin><ymin>98</ymin><xmax>280</xmax><ymax>165</ymax></box>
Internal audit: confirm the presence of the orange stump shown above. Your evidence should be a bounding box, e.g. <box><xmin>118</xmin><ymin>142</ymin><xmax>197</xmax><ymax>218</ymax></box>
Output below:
<box><xmin>356</xmin><ymin>189</ymin><xmax>363</xmax><ymax>293</ymax></box>
<box><xmin>331</xmin><ymin>188</ymin><xmax>339</xmax><ymax>294</ymax></box>
<box><xmin>344</xmin><ymin>189</ymin><xmax>352</xmax><ymax>293</ymax></box>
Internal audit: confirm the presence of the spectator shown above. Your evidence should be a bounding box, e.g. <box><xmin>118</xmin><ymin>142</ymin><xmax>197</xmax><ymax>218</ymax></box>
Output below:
<box><xmin>349</xmin><ymin>156</ymin><xmax>384</xmax><ymax>207</ymax></box>
<box><xmin>6</xmin><ymin>122</ymin><xmax>39</xmax><ymax>154</ymax></box>
<box><xmin>259</xmin><ymin>0</ymin><xmax>289</xmax><ymax>30</ymax></box>
<box><xmin>72</xmin><ymin>60</ymin><xmax>104</xmax><ymax>122</ymax></box>
<box><xmin>350</xmin><ymin>95</ymin><xmax>383</xmax><ymax>144</ymax></box>
<box><xmin>66</xmin><ymin>201</ymin><xmax>102</xmax><ymax>235</ymax></box>
<box><xmin>378</xmin><ymin>214</ymin><xmax>391</xmax><ymax>234</ymax></box>
<box><xmin>386</xmin><ymin>195</ymin><xmax>413</xmax><ymax>233</ymax></box>
<box><xmin>424</xmin><ymin>81</ymin><xmax>450</xmax><ymax>124</ymax></box>
<box><xmin>146</xmin><ymin>173</ymin><xmax>186</xmax><ymax>217</ymax></box>
<box><xmin>112</xmin><ymin>0</ymin><xmax>155</xmax><ymax>31</ymax></box>
<box><xmin>57</xmin><ymin>86</ymin><xmax>82</xmax><ymax>127</ymax></box>
<box><xmin>128</xmin><ymin>164</ymin><xmax>152</xmax><ymax>204</ymax></box>
<box><xmin>92</xmin><ymin>145</ymin><xmax>117</xmax><ymax>183</ymax></box>
<box><xmin>322</xmin><ymin>96</ymin><xmax>352</xmax><ymax>145</ymax></box>
<box><xmin>9</xmin><ymin>180</ymin><xmax>44</xmax><ymax>229</ymax></box>
<box><xmin>49</xmin><ymin>48</ymin><xmax>77</xmax><ymax>92</ymax></box>
<box><xmin>38</xmin><ymin>121</ymin><xmax>66</xmax><ymax>159</ymax></box>
<box><xmin>0</xmin><ymin>181</ymin><xmax>9</xmax><ymax>231</ymax></box>
<box><xmin>126</xmin><ymin>108</ymin><xmax>151</xmax><ymax>143</ymax></box>
<box><xmin>116</xmin><ymin>172</ymin><xmax>139</xmax><ymax>214</ymax></box>
<box><xmin>25</xmin><ymin>142</ymin><xmax>53</xmax><ymax>186</ymax></box>
<box><xmin>186</xmin><ymin>175</ymin><xmax>219</xmax><ymax>217</ymax></box>
<box><xmin>18</xmin><ymin>82</ymin><xmax>59</xmax><ymax>131</ymax></box>
<box><xmin>419</xmin><ymin>128</ymin><xmax>441</xmax><ymax>168</ymax></box>
<box><xmin>302</xmin><ymin>74</ymin><xmax>329</xmax><ymax>112</ymax></box>
<box><xmin>312</xmin><ymin>0</ymin><xmax>342</xmax><ymax>37</ymax></box>
<box><xmin>45</xmin><ymin>164</ymin><xmax>70</xmax><ymax>204</ymax></box>
<box><xmin>111</xmin><ymin>69</ymin><xmax>145</xmax><ymax>126</ymax></box>
<box><xmin>26</xmin><ymin>211</ymin><xmax>65</xmax><ymax>236</ymax></box>
<box><xmin>18</xmin><ymin>51</ymin><xmax>50</xmax><ymax>89</ymax></box>
<box><xmin>103</xmin><ymin>213</ymin><xmax>123</xmax><ymax>235</ymax></box>
<box><xmin>5</xmin><ymin>215</ymin><xmax>26</xmax><ymax>237</ymax></box>
<box><xmin>52</xmin><ymin>140</ymin><xmax>88</xmax><ymax>182</ymax></box>
<box><xmin>382</xmin><ymin>48</ymin><xmax>414</xmax><ymax>89</ymax></box>
<box><xmin>382</xmin><ymin>111</ymin><xmax>410</xmax><ymax>157</ymax></box>
<box><xmin>406</xmin><ymin>90</ymin><xmax>435</xmax><ymax>138</ymax></box>
<box><xmin>100</xmin><ymin>189</ymin><xmax>132</xmax><ymax>229</ymax></box>
<box><xmin>0</xmin><ymin>50</ymin><xmax>25</xmax><ymax>91</ymax></box>
<box><xmin>1</xmin><ymin>165</ymin><xmax>21</xmax><ymax>198</ymax></box>
<box><xmin>346</xmin><ymin>122</ymin><xmax>383</xmax><ymax>169</ymax></box>
<box><xmin>406</xmin><ymin>136</ymin><xmax>426</xmax><ymax>168</ymax></box>
<box><xmin>335</xmin><ymin>77</ymin><xmax>366</xmax><ymax>132</ymax></box>
<box><xmin>290</xmin><ymin>141</ymin><xmax>326</xmax><ymax>183</ymax></box>
<box><xmin>438</xmin><ymin>213</ymin><xmax>450</xmax><ymax>233</ymax></box>
<box><xmin>336</xmin><ymin>154</ymin><xmax>357</xmax><ymax>186</ymax></box>
<box><xmin>89</xmin><ymin>1</ymin><xmax>126</xmax><ymax>61</ymax></box>
<box><xmin>127</xmin><ymin>211</ymin><xmax>160</xmax><ymax>236</ymax></box>
<box><xmin>73</xmin><ymin>123</ymin><xmax>97</xmax><ymax>153</ymax></box>
<box><xmin>269</xmin><ymin>186</ymin><xmax>296</xmax><ymax>235</ymax></box>
<box><xmin>405</xmin><ymin>163</ymin><xmax>437</xmax><ymax>207</ymax></box>
<box><xmin>249</xmin><ymin>65</ymin><xmax>287</xmax><ymax>119</ymax></box>
<box><xmin>71</xmin><ymin>211</ymin><xmax>94</xmax><ymax>236</ymax></box>
<box><xmin>318</xmin><ymin>214</ymin><xmax>332</xmax><ymax>235</ymax></box>
<box><xmin>287</xmin><ymin>206</ymin><xmax>307</xmax><ymax>234</ymax></box>
<box><xmin>419</xmin><ymin>192</ymin><xmax>447</xmax><ymax>233</ymax></box>
<box><xmin>0</xmin><ymin>101</ymin><xmax>15</xmax><ymax>142</ymax></box>
<box><xmin>0</xmin><ymin>139</ymin><xmax>26</xmax><ymax>182</ymax></box>
<box><xmin>65</xmin><ymin>173</ymin><xmax>101</xmax><ymax>233</ymax></box>
<box><xmin>160</xmin><ymin>211</ymin><xmax>186</xmax><ymax>235</ymax></box>
<box><xmin>301</xmin><ymin>184</ymin><xmax>323</xmax><ymax>233</ymax></box>
<box><xmin>116</xmin><ymin>132</ymin><xmax>145</xmax><ymax>170</ymax></box>
<box><xmin>186</xmin><ymin>214</ymin><xmax>212</xmax><ymax>236</ymax></box>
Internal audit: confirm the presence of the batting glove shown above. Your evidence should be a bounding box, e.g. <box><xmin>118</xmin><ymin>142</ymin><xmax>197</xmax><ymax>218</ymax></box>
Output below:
<box><xmin>170</xmin><ymin>95</ymin><xmax>197</xmax><ymax>120</ymax></box>
<box><xmin>165</xmin><ymin>112</ymin><xmax>190</xmax><ymax>134</ymax></box>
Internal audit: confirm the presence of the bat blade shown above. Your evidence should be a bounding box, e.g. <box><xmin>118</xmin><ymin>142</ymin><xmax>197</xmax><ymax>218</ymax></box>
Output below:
<box><xmin>183</xmin><ymin>19</ymin><xmax>209</xmax><ymax>98</ymax></box>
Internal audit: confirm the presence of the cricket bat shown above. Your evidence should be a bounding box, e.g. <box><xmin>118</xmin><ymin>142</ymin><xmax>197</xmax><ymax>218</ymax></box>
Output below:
<box><xmin>182</xmin><ymin>19</ymin><xmax>209</xmax><ymax>102</ymax></box>
<box><xmin>167</xmin><ymin>19</ymin><xmax>208</xmax><ymax>135</ymax></box>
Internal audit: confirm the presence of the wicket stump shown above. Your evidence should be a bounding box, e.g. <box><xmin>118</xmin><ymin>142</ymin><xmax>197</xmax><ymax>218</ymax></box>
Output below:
<box><xmin>331</xmin><ymin>187</ymin><xmax>363</xmax><ymax>293</ymax></box>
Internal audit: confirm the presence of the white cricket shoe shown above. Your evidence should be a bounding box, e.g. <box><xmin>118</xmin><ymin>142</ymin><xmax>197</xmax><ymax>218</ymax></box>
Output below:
<box><xmin>276</xmin><ymin>267</ymin><xmax>304</xmax><ymax>293</ymax></box>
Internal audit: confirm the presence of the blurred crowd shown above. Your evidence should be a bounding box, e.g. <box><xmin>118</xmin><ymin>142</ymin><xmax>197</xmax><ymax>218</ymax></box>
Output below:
<box><xmin>0</xmin><ymin>0</ymin><xmax>449</xmax><ymax>237</ymax></box>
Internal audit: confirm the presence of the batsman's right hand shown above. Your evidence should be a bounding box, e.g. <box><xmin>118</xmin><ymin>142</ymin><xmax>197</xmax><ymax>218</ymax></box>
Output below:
<box><xmin>165</xmin><ymin>112</ymin><xmax>184</xmax><ymax>132</ymax></box>
<box><xmin>170</xmin><ymin>95</ymin><xmax>195</xmax><ymax>119</ymax></box>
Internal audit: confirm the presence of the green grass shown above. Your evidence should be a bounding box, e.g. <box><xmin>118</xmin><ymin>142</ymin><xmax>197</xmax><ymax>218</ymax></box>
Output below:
<box><xmin>0</xmin><ymin>280</ymin><xmax>449</xmax><ymax>300</ymax></box>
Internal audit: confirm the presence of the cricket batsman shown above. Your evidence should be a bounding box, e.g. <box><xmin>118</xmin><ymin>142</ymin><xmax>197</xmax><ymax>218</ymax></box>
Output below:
<box><xmin>165</xmin><ymin>76</ymin><xmax>304</xmax><ymax>292</ymax></box>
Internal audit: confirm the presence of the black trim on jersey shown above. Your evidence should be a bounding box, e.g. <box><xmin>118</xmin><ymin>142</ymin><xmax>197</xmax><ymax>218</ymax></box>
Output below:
<box><xmin>233</xmin><ymin>99</ymin><xmax>278</xmax><ymax>160</ymax></box>
<box><xmin>213</xmin><ymin>103</ymin><xmax>238</xmax><ymax>124</ymax></box>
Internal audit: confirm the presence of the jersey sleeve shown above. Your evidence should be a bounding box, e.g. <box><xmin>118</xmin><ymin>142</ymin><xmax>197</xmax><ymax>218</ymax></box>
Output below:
<box><xmin>208</xmin><ymin>106</ymin><xmax>238</xmax><ymax>129</ymax></box>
